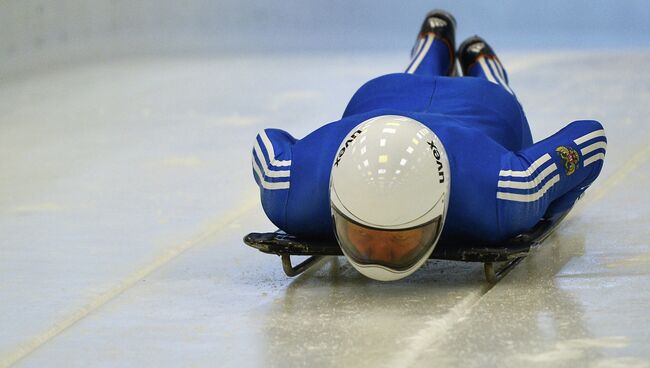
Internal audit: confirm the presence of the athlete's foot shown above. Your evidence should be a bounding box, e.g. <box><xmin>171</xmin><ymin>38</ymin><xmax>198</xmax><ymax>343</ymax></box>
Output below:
<box><xmin>412</xmin><ymin>10</ymin><xmax>457</xmax><ymax>76</ymax></box>
<box><xmin>457</xmin><ymin>35</ymin><xmax>498</xmax><ymax>76</ymax></box>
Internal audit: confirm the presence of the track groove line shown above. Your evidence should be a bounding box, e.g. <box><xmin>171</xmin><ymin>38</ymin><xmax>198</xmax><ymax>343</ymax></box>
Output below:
<box><xmin>386</xmin><ymin>285</ymin><xmax>492</xmax><ymax>368</ymax></box>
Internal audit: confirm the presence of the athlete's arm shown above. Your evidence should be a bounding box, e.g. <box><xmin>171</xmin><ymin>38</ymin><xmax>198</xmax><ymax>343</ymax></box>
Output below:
<box><xmin>497</xmin><ymin>120</ymin><xmax>607</xmax><ymax>238</ymax></box>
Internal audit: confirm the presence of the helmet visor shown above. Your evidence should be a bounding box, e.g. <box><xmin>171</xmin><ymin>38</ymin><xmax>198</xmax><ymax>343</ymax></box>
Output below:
<box><xmin>332</xmin><ymin>208</ymin><xmax>442</xmax><ymax>271</ymax></box>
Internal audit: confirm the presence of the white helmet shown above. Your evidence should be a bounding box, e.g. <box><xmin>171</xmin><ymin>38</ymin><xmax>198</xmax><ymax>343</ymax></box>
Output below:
<box><xmin>330</xmin><ymin>115</ymin><xmax>450</xmax><ymax>281</ymax></box>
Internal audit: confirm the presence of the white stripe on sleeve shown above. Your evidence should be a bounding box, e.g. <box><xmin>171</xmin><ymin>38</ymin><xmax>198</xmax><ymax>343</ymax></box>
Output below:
<box><xmin>580</xmin><ymin>141</ymin><xmax>607</xmax><ymax>156</ymax></box>
<box><xmin>252</xmin><ymin>157</ymin><xmax>290</xmax><ymax>190</ymax></box>
<box><xmin>259</xmin><ymin>130</ymin><xmax>291</xmax><ymax>167</ymax></box>
<box><xmin>584</xmin><ymin>152</ymin><xmax>605</xmax><ymax>167</ymax></box>
<box><xmin>499</xmin><ymin>154</ymin><xmax>551</xmax><ymax>177</ymax></box>
<box><xmin>498</xmin><ymin>163</ymin><xmax>557</xmax><ymax>189</ymax></box>
<box><xmin>496</xmin><ymin>174</ymin><xmax>560</xmax><ymax>202</ymax></box>
<box><xmin>254</xmin><ymin>141</ymin><xmax>290</xmax><ymax>178</ymax></box>
<box><xmin>574</xmin><ymin>129</ymin><xmax>606</xmax><ymax>145</ymax></box>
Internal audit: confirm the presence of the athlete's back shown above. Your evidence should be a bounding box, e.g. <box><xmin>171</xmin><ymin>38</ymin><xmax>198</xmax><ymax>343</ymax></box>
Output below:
<box><xmin>344</xmin><ymin>74</ymin><xmax>532</xmax><ymax>152</ymax></box>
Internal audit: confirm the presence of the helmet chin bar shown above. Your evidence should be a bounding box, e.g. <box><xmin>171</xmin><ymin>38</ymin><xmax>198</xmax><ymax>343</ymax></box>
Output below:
<box><xmin>344</xmin><ymin>252</ymin><xmax>434</xmax><ymax>282</ymax></box>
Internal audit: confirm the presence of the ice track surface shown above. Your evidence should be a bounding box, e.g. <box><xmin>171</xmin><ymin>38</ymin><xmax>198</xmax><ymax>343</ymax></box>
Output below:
<box><xmin>1</xmin><ymin>51</ymin><xmax>650</xmax><ymax>367</ymax></box>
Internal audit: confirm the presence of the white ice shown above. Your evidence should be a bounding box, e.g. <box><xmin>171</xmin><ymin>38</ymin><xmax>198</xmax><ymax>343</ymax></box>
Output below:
<box><xmin>1</xmin><ymin>50</ymin><xmax>650</xmax><ymax>367</ymax></box>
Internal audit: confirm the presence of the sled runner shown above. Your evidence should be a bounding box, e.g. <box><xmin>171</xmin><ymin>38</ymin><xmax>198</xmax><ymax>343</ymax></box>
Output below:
<box><xmin>244</xmin><ymin>210</ymin><xmax>570</xmax><ymax>283</ymax></box>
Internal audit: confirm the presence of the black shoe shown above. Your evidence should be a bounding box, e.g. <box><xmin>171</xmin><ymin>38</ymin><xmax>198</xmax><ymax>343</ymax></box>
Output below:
<box><xmin>413</xmin><ymin>10</ymin><xmax>457</xmax><ymax>76</ymax></box>
<box><xmin>457</xmin><ymin>35</ymin><xmax>498</xmax><ymax>76</ymax></box>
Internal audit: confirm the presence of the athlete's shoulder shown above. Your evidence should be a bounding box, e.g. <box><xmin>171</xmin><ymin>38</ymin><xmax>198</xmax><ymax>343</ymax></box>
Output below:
<box><xmin>255</xmin><ymin>128</ymin><xmax>296</xmax><ymax>164</ymax></box>
<box><xmin>564</xmin><ymin>120</ymin><xmax>607</xmax><ymax>146</ymax></box>
<box><xmin>558</xmin><ymin>120</ymin><xmax>607</xmax><ymax>175</ymax></box>
<box><xmin>252</xmin><ymin>128</ymin><xmax>295</xmax><ymax>191</ymax></box>
<box><xmin>251</xmin><ymin>128</ymin><xmax>296</xmax><ymax>230</ymax></box>
<box><xmin>533</xmin><ymin>120</ymin><xmax>606</xmax><ymax>169</ymax></box>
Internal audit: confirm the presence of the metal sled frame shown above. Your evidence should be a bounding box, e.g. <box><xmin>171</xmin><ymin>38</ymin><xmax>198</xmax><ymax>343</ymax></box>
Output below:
<box><xmin>244</xmin><ymin>211</ymin><xmax>569</xmax><ymax>283</ymax></box>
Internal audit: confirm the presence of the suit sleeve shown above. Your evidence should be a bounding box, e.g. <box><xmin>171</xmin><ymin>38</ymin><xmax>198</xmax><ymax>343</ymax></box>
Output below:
<box><xmin>251</xmin><ymin>128</ymin><xmax>296</xmax><ymax>230</ymax></box>
<box><xmin>496</xmin><ymin>120</ymin><xmax>607</xmax><ymax>239</ymax></box>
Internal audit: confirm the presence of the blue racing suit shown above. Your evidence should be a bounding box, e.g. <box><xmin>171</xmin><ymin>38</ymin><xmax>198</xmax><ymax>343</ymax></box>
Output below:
<box><xmin>251</xmin><ymin>37</ymin><xmax>606</xmax><ymax>246</ymax></box>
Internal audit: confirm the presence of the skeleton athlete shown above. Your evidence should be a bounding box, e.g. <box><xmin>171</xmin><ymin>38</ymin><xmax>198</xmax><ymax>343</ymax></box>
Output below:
<box><xmin>251</xmin><ymin>10</ymin><xmax>607</xmax><ymax>280</ymax></box>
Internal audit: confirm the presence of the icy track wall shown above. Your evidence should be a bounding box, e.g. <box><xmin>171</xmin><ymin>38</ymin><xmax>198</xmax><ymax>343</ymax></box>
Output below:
<box><xmin>2</xmin><ymin>0</ymin><xmax>650</xmax><ymax>78</ymax></box>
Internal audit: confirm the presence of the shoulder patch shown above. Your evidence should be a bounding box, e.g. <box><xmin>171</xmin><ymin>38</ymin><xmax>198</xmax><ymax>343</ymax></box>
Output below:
<box><xmin>555</xmin><ymin>146</ymin><xmax>579</xmax><ymax>176</ymax></box>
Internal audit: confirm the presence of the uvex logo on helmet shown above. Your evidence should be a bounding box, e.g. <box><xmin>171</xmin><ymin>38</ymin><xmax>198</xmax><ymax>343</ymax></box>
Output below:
<box><xmin>427</xmin><ymin>140</ymin><xmax>445</xmax><ymax>184</ymax></box>
<box><xmin>334</xmin><ymin>129</ymin><xmax>363</xmax><ymax>167</ymax></box>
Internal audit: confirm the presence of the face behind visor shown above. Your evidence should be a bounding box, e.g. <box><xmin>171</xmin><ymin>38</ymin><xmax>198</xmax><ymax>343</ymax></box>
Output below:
<box><xmin>332</xmin><ymin>207</ymin><xmax>443</xmax><ymax>271</ymax></box>
<box><xmin>329</xmin><ymin>115</ymin><xmax>450</xmax><ymax>281</ymax></box>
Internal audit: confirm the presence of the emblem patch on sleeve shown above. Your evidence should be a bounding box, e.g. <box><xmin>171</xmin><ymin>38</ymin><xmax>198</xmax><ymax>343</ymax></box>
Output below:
<box><xmin>555</xmin><ymin>146</ymin><xmax>579</xmax><ymax>175</ymax></box>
